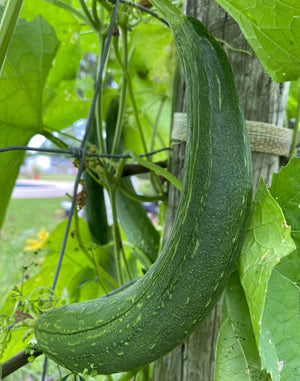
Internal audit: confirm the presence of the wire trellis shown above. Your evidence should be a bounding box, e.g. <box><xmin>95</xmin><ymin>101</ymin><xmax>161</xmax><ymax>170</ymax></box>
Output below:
<box><xmin>0</xmin><ymin>145</ymin><xmax>170</xmax><ymax>158</ymax></box>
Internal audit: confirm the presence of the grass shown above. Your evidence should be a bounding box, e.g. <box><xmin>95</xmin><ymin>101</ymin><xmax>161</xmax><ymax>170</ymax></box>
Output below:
<box><xmin>1</xmin><ymin>197</ymin><xmax>67</xmax><ymax>244</ymax></box>
<box><xmin>0</xmin><ymin>196</ymin><xmax>68</xmax><ymax>271</ymax></box>
<box><xmin>19</xmin><ymin>173</ymin><xmax>76</xmax><ymax>181</ymax></box>
<box><xmin>0</xmin><ymin>197</ymin><xmax>68</xmax><ymax>308</ymax></box>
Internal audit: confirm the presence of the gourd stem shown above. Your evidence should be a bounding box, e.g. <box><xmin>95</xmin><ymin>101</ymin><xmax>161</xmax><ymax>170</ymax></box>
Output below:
<box><xmin>147</xmin><ymin>0</ymin><xmax>182</xmax><ymax>23</ymax></box>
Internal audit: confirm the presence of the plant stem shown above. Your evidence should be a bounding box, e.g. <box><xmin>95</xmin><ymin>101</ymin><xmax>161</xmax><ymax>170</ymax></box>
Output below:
<box><xmin>216</xmin><ymin>38</ymin><xmax>252</xmax><ymax>56</ymax></box>
<box><xmin>41</xmin><ymin>129</ymin><xmax>69</xmax><ymax>150</ymax></box>
<box><xmin>289</xmin><ymin>87</ymin><xmax>300</xmax><ymax>159</ymax></box>
<box><xmin>112</xmin><ymin>31</ymin><xmax>148</xmax><ymax>154</ymax></box>
<box><xmin>128</xmin><ymin>150</ymin><xmax>181</xmax><ymax>190</ymax></box>
<box><xmin>150</xmin><ymin>94</ymin><xmax>167</xmax><ymax>153</ymax></box>
<box><xmin>96</xmin><ymin>34</ymin><xmax>127</xmax><ymax>284</ymax></box>
<box><xmin>112</xmin><ymin>34</ymin><xmax>166</xmax><ymax>195</ymax></box>
<box><xmin>146</xmin><ymin>0</ymin><xmax>182</xmax><ymax>21</ymax></box>
<box><xmin>118</xmin><ymin>369</ymin><xmax>139</xmax><ymax>381</ymax></box>
<box><xmin>73</xmin><ymin>206</ymin><xmax>119</xmax><ymax>289</ymax></box>
<box><xmin>110</xmin><ymin>158</ymin><xmax>134</xmax><ymax>282</ymax></box>
<box><xmin>118</xmin><ymin>180</ymin><xmax>166</xmax><ymax>202</ymax></box>
<box><xmin>109</xmin><ymin>187</ymin><xmax>124</xmax><ymax>284</ymax></box>
<box><xmin>92</xmin><ymin>0</ymin><xmax>101</xmax><ymax>28</ymax></box>
<box><xmin>122</xmin><ymin>241</ymin><xmax>152</xmax><ymax>270</ymax></box>
<box><xmin>111</xmin><ymin>29</ymin><xmax>129</xmax><ymax>155</ymax></box>
<box><xmin>78</xmin><ymin>0</ymin><xmax>98</xmax><ymax>29</ymax></box>
<box><xmin>0</xmin><ymin>0</ymin><xmax>24</xmax><ymax>73</ymax></box>
<box><xmin>96</xmin><ymin>34</ymin><xmax>107</xmax><ymax>155</ymax></box>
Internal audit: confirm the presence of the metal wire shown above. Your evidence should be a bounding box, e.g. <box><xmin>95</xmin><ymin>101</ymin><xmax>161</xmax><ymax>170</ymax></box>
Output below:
<box><xmin>0</xmin><ymin>145</ymin><xmax>171</xmax><ymax>158</ymax></box>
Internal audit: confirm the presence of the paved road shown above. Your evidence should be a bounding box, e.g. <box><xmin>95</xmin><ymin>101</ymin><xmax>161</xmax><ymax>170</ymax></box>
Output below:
<box><xmin>12</xmin><ymin>179</ymin><xmax>78</xmax><ymax>199</ymax></box>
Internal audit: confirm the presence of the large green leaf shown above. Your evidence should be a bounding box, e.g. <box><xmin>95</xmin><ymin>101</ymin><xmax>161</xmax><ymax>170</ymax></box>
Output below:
<box><xmin>215</xmin><ymin>272</ymin><xmax>271</xmax><ymax>381</ymax></box>
<box><xmin>216</xmin><ymin>179</ymin><xmax>295</xmax><ymax>380</ymax></box>
<box><xmin>0</xmin><ymin>16</ymin><xmax>59</xmax><ymax>229</ymax></box>
<box><xmin>130</xmin><ymin>22</ymin><xmax>175</xmax><ymax>96</ymax></box>
<box><xmin>237</xmin><ymin>180</ymin><xmax>295</xmax><ymax>348</ymax></box>
<box><xmin>21</xmin><ymin>0</ymin><xmax>80</xmax><ymax>42</ymax></box>
<box><xmin>21</xmin><ymin>0</ymin><xmax>92</xmax><ymax>131</ymax></box>
<box><xmin>43</xmin><ymin>79</ymin><xmax>92</xmax><ymax>130</ymax></box>
<box><xmin>261</xmin><ymin>157</ymin><xmax>300</xmax><ymax>381</ymax></box>
<box><xmin>222</xmin><ymin>159</ymin><xmax>300</xmax><ymax>381</ymax></box>
<box><xmin>215</xmin><ymin>0</ymin><xmax>300</xmax><ymax>82</ymax></box>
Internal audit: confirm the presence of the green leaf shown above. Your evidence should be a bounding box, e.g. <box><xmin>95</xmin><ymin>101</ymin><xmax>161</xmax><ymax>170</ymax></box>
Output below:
<box><xmin>261</xmin><ymin>157</ymin><xmax>300</xmax><ymax>381</ymax></box>
<box><xmin>21</xmin><ymin>0</ymin><xmax>93</xmax><ymax>131</ymax></box>
<box><xmin>60</xmin><ymin>375</ymin><xmax>72</xmax><ymax>381</ymax></box>
<box><xmin>259</xmin><ymin>270</ymin><xmax>300</xmax><ymax>381</ymax></box>
<box><xmin>130</xmin><ymin>22</ymin><xmax>175</xmax><ymax>95</ymax></box>
<box><xmin>21</xmin><ymin>0</ymin><xmax>80</xmax><ymax>43</ymax></box>
<box><xmin>216</xmin><ymin>179</ymin><xmax>294</xmax><ymax>380</ymax></box>
<box><xmin>215</xmin><ymin>272</ymin><xmax>271</xmax><ymax>381</ymax></box>
<box><xmin>0</xmin><ymin>16</ymin><xmax>59</xmax><ymax>229</ymax></box>
<box><xmin>214</xmin><ymin>0</ymin><xmax>300</xmax><ymax>82</ymax></box>
<box><xmin>43</xmin><ymin>79</ymin><xmax>91</xmax><ymax>130</ymax></box>
<box><xmin>46</xmin><ymin>38</ymin><xmax>82</xmax><ymax>89</ymax></box>
<box><xmin>237</xmin><ymin>179</ymin><xmax>295</xmax><ymax>348</ymax></box>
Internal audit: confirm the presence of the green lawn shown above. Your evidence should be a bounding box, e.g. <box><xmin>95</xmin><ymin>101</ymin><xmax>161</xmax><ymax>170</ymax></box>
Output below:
<box><xmin>1</xmin><ymin>196</ymin><xmax>68</xmax><ymax>264</ymax></box>
<box><xmin>0</xmin><ymin>197</ymin><xmax>68</xmax><ymax>309</ymax></box>
<box><xmin>1</xmin><ymin>197</ymin><xmax>67</xmax><ymax>242</ymax></box>
<box><xmin>19</xmin><ymin>173</ymin><xmax>76</xmax><ymax>181</ymax></box>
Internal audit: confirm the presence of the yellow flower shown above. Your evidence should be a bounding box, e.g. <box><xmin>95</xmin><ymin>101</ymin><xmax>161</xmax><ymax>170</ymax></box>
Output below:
<box><xmin>24</xmin><ymin>227</ymin><xmax>49</xmax><ymax>252</ymax></box>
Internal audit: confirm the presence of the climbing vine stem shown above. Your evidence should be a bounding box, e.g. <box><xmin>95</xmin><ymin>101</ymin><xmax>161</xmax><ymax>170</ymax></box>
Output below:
<box><xmin>289</xmin><ymin>87</ymin><xmax>300</xmax><ymax>159</ymax></box>
<box><xmin>111</xmin><ymin>27</ymin><xmax>129</xmax><ymax>156</ymax></box>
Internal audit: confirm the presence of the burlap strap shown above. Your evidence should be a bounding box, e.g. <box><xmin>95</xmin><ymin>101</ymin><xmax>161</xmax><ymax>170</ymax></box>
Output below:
<box><xmin>172</xmin><ymin>112</ymin><xmax>293</xmax><ymax>157</ymax></box>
